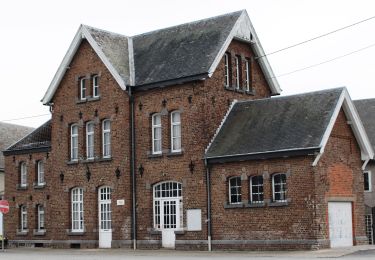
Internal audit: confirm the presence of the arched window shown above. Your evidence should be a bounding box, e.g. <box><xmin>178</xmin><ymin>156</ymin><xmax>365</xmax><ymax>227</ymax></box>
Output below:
<box><xmin>20</xmin><ymin>162</ymin><xmax>27</xmax><ymax>188</ymax></box>
<box><xmin>71</xmin><ymin>124</ymin><xmax>79</xmax><ymax>161</ymax></box>
<box><xmin>102</xmin><ymin>119</ymin><xmax>111</xmax><ymax>158</ymax></box>
<box><xmin>93</xmin><ymin>75</ymin><xmax>99</xmax><ymax>98</ymax></box>
<box><xmin>170</xmin><ymin>111</ymin><xmax>181</xmax><ymax>153</ymax></box>
<box><xmin>86</xmin><ymin>122</ymin><xmax>95</xmax><ymax>159</ymax></box>
<box><xmin>228</xmin><ymin>176</ymin><xmax>241</xmax><ymax>204</ymax></box>
<box><xmin>152</xmin><ymin>114</ymin><xmax>162</xmax><ymax>154</ymax></box>
<box><xmin>71</xmin><ymin>187</ymin><xmax>84</xmax><ymax>232</ymax></box>
<box><xmin>37</xmin><ymin>204</ymin><xmax>45</xmax><ymax>231</ymax></box>
<box><xmin>250</xmin><ymin>175</ymin><xmax>263</xmax><ymax>204</ymax></box>
<box><xmin>20</xmin><ymin>205</ymin><xmax>27</xmax><ymax>231</ymax></box>
<box><xmin>98</xmin><ymin>186</ymin><xmax>112</xmax><ymax>231</ymax></box>
<box><xmin>272</xmin><ymin>173</ymin><xmax>287</xmax><ymax>202</ymax></box>
<box><xmin>37</xmin><ymin>161</ymin><xmax>45</xmax><ymax>185</ymax></box>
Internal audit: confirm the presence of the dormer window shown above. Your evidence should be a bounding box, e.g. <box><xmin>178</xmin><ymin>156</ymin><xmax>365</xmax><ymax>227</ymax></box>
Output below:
<box><xmin>80</xmin><ymin>78</ymin><xmax>86</xmax><ymax>100</ymax></box>
<box><xmin>93</xmin><ymin>75</ymin><xmax>99</xmax><ymax>98</ymax></box>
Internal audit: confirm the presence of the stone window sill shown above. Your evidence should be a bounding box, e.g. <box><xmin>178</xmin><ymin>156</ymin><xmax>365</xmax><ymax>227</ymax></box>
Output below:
<box><xmin>147</xmin><ymin>153</ymin><xmax>163</xmax><ymax>159</ymax></box>
<box><xmin>67</xmin><ymin>157</ymin><xmax>112</xmax><ymax>165</ymax></box>
<box><xmin>67</xmin><ymin>230</ymin><xmax>85</xmax><ymax>236</ymax></box>
<box><xmin>67</xmin><ymin>160</ymin><xmax>79</xmax><ymax>165</ymax></box>
<box><xmin>245</xmin><ymin>202</ymin><xmax>265</xmax><ymax>208</ymax></box>
<box><xmin>166</xmin><ymin>151</ymin><xmax>184</xmax><ymax>157</ymax></box>
<box><xmin>76</xmin><ymin>96</ymin><xmax>100</xmax><ymax>104</ymax></box>
<box><xmin>16</xmin><ymin>184</ymin><xmax>28</xmax><ymax>190</ymax></box>
<box><xmin>224</xmin><ymin>202</ymin><xmax>244</xmax><ymax>209</ymax></box>
<box><xmin>33</xmin><ymin>229</ymin><xmax>46</xmax><ymax>236</ymax></box>
<box><xmin>33</xmin><ymin>183</ymin><xmax>46</xmax><ymax>189</ymax></box>
<box><xmin>268</xmin><ymin>198</ymin><xmax>291</xmax><ymax>207</ymax></box>
<box><xmin>16</xmin><ymin>229</ymin><xmax>28</xmax><ymax>236</ymax></box>
<box><xmin>150</xmin><ymin>229</ymin><xmax>162</xmax><ymax>235</ymax></box>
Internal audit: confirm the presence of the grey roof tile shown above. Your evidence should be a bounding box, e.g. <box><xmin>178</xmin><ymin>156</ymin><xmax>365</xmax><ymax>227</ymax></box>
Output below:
<box><xmin>0</xmin><ymin>123</ymin><xmax>34</xmax><ymax>169</ymax></box>
<box><xmin>205</xmin><ymin>88</ymin><xmax>344</xmax><ymax>159</ymax></box>
<box><xmin>354</xmin><ymin>99</ymin><xmax>375</xmax><ymax>152</ymax></box>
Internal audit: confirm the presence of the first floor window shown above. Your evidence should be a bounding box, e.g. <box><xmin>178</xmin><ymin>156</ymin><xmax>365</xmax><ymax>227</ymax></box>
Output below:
<box><xmin>71</xmin><ymin>188</ymin><xmax>84</xmax><ymax>232</ymax></box>
<box><xmin>20</xmin><ymin>162</ymin><xmax>27</xmax><ymax>187</ymax></box>
<box><xmin>80</xmin><ymin>78</ymin><xmax>86</xmax><ymax>100</ymax></box>
<box><xmin>365</xmin><ymin>214</ymin><xmax>373</xmax><ymax>244</ymax></box>
<box><xmin>37</xmin><ymin>205</ymin><xmax>45</xmax><ymax>231</ymax></box>
<box><xmin>250</xmin><ymin>175</ymin><xmax>264</xmax><ymax>203</ymax></box>
<box><xmin>171</xmin><ymin>111</ymin><xmax>181</xmax><ymax>152</ymax></box>
<box><xmin>93</xmin><ymin>75</ymin><xmax>99</xmax><ymax>98</ymax></box>
<box><xmin>244</xmin><ymin>58</ymin><xmax>251</xmax><ymax>91</ymax></box>
<box><xmin>20</xmin><ymin>205</ymin><xmax>27</xmax><ymax>231</ymax></box>
<box><xmin>152</xmin><ymin>114</ymin><xmax>162</xmax><ymax>154</ymax></box>
<box><xmin>272</xmin><ymin>173</ymin><xmax>287</xmax><ymax>202</ymax></box>
<box><xmin>37</xmin><ymin>161</ymin><xmax>45</xmax><ymax>185</ymax></box>
<box><xmin>86</xmin><ymin>122</ymin><xmax>95</xmax><ymax>159</ymax></box>
<box><xmin>364</xmin><ymin>171</ymin><xmax>372</xmax><ymax>192</ymax></box>
<box><xmin>229</xmin><ymin>176</ymin><xmax>242</xmax><ymax>204</ymax></box>
<box><xmin>71</xmin><ymin>124</ymin><xmax>79</xmax><ymax>161</ymax></box>
<box><xmin>102</xmin><ymin>119</ymin><xmax>111</xmax><ymax>158</ymax></box>
<box><xmin>235</xmin><ymin>55</ymin><xmax>240</xmax><ymax>89</ymax></box>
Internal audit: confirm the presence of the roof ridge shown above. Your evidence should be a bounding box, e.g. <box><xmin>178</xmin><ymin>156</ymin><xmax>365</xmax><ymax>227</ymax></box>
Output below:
<box><xmin>132</xmin><ymin>10</ymin><xmax>244</xmax><ymax>38</ymax></box>
<box><xmin>82</xmin><ymin>24</ymin><xmax>129</xmax><ymax>38</ymax></box>
<box><xmin>354</xmin><ymin>97</ymin><xmax>375</xmax><ymax>102</ymax></box>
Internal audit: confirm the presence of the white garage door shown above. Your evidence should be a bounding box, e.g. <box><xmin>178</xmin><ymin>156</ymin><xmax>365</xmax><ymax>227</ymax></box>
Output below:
<box><xmin>328</xmin><ymin>202</ymin><xmax>353</xmax><ymax>248</ymax></box>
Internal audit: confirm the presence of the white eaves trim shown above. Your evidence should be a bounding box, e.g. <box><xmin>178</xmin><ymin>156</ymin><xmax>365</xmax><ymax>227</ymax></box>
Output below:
<box><xmin>41</xmin><ymin>25</ymin><xmax>127</xmax><ymax>105</ymax></box>
<box><xmin>312</xmin><ymin>87</ymin><xmax>374</xmax><ymax>168</ymax></box>
<box><xmin>207</xmin><ymin>10</ymin><xmax>282</xmax><ymax>96</ymax></box>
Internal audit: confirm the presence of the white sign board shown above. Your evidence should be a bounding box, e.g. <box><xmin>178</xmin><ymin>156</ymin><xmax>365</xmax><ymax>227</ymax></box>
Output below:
<box><xmin>117</xmin><ymin>199</ymin><xmax>125</xmax><ymax>206</ymax></box>
<box><xmin>187</xmin><ymin>209</ymin><xmax>202</xmax><ymax>231</ymax></box>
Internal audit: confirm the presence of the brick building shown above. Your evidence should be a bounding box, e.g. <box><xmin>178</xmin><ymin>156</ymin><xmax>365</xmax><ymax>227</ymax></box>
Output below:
<box><xmin>3</xmin><ymin>10</ymin><xmax>374</xmax><ymax>250</ymax></box>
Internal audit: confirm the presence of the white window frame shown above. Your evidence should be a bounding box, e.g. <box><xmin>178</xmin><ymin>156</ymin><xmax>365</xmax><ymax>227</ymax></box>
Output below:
<box><xmin>20</xmin><ymin>162</ymin><xmax>27</xmax><ymax>187</ymax></box>
<box><xmin>99</xmin><ymin>186</ymin><xmax>112</xmax><ymax>231</ymax></box>
<box><xmin>86</xmin><ymin>122</ymin><xmax>95</xmax><ymax>160</ymax></box>
<box><xmin>71</xmin><ymin>124</ymin><xmax>79</xmax><ymax>161</ymax></box>
<box><xmin>250</xmin><ymin>175</ymin><xmax>264</xmax><ymax>204</ymax></box>
<box><xmin>365</xmin><ymin>214</ymin><xmax>374</xmax><ymax>244</ymax></box>
<box><xmin>228</xmin><ymin>176</ymin><xmax>242</xmax><ymax>204</ymax></box>
<box><xmin>102</xmin><ymin>119</ymin><xmax>111</xmax><ymax>158</ymax></box>
<box><xmin>224</xmin><ymin>53</ymin><xmax>229</xmax><ymax>87</ymax></box>
<box><xmin>20</xmin><ymin>205</ymin><xmax>27</xmax><ymax>231</ymax></box>
<box><xmin>235</xmin><ymin>56</ymin><xmax>240</xmax><ymax>89</ymax></box>
<box><xmin>244</xmin><ymin>58</ymin><xmax>250</xmax><ymax>91</ymax></box>
<box><xmin>364</xmin><ymin>171</ymin><xmax>372</xmax><ymax>192</ymax></box>
<box><xmin>152</xmin><ymin>114</ymin><xmax>162</xmax><ymax>154</ymax></box>
<box><xmin>93</xmin><ymin>75</ymin><xmax>99</xmax><ymax>98</ymax></box>
<box><xmin>71</xmin><ymin>187</ymin><xmax>84</xmax><ymax>232</ymax></box>
<box><xmin>80</xmin><ymin>78</ymin><xmax>86</xmax><ymax>100</ymax></box>
<box><xmin>37</xmin><ymin>204</ymin><xmax>45</xmax><ymax>231</ymax></box>
<box><xmin>272</xmin><ymin>173</ymin><xmax>287</xmax><ymax>202</ymax></box>
<box><xmin>171</xmin><ymin>111</ymin><xmax>181</xmax><ymax>153</ymax></box>
<box><xmin>37</xmin><ymin>161</ymin><xmax>45</xmax><ymax>185</ymax></box>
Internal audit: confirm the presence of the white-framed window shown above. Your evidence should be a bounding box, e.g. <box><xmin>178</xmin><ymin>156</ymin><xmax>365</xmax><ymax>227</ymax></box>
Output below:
<box><xmin>71</xmin><ymin>124</ymin><xmax>79</xmax><ymax>161</ymax></box>
<box><xmin>99</xmin><ymin>186</ymin><xmax>112</xmax><ymax>231</ymax></box>
<box><xmin>364</xmin><ymin>171</ymin><xmax>372</xmax><ymax>192</ymax></box>
<box><xmin>86</xmin><ymin>122</ymin><xmax>95</xmax><ymax>159</ymax></box>
<box><xmin>365</xmin><ymin>214</ymin><xmax>373</xmax><ymax>244</ymax></box>
<box><xmin>93</xmin><ymin>75</ymin><xmax>99</xmax><ymax>98</ymax></box>
<box><xmin>20</xmin><ymin>162</ymin><xmax>27</xmax><ymax>187</ymax></box>
<box><xmin>235</xmin><ymin>56</ymin><xmax>240</xmax><ymax>89</ymax></box>
<box><xmin>20</xmin><ymin>205</ymin><xmax>27</xmax><ymax>231</ymax></box>
<box><xmin>224</xmin><ymin>53</ymin><xmax>230</xmax><ymax>87</ymax></box>
<box><xmin>37</xmin><ymin>204</ymin><xmax>45</xmax><ymax>231</ymax></box>
<box><xmin>152</xmin><ymin>114</ymin><xmax>162</xmax><ymax>154</ymax></box>
<box><xmin>71</xmin><ymin>187</ymin><xmax>84</xmax><ymax>232</ymax></box>
<box><xmin>80</xmin><ymin>78</ymin><xmax>86</xmax><ymax>100</ymax></box>
<box><xmin>244</xmin><ymin>58</ymin><xmax>251</xmax><ymax>91</ymax></box>
<box><xmin>171</xmin><ymin>111</ymin><xmax>181</xmax><ymax>153</ymax></box>
<box><xmin>102</xmin><ymin>119</ymin><xmax>111</xmax><ymax>158</ymax></box>
<box><xmin>250</xmin><ymin>175</ymin><xmax>264</xmax><ymax>204</ymax></box>
<box><xmin>37</xmin><ymin>161</ymin><xmax>45</xmax><ymax>185</ymax></box>
<box><xmin>229</xmin><ymin>176</ymin><xmax>242</xmax><ymax>204</ymax></box>
<box><xmin>272</xmin><ymin>173</ymin><xmax>287</xmax><ymax>202</ymax></box>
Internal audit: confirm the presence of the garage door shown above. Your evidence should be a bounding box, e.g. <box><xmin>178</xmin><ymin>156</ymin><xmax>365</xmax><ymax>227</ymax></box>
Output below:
<box><xmin>328</xmin><ymin>202</ymin><xmax>353</xmax><ymax>247</ymax></box>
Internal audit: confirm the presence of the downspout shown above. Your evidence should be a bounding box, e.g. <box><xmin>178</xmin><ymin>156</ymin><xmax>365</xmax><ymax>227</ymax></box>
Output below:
<box><xmin>205</xmin><ymin>158</ymin><xmax>212</xmax><ymax>251</ymax></box>
<box><xmin>129</xmin><ymin>86</ymin><xmax>137</xmax><ymax>250</ymax></box>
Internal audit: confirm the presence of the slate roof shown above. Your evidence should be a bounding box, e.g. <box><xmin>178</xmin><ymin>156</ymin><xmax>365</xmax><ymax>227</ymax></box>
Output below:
<box><xmin>354</xmin><ymin>99</ymin><xmax>375</xmax><ymax>153</ymax></box>
<box><xmin>3</xmin><ymin>120</ymin><xmax>52</xmax><ymax>156</ymax></box>
<box><xmin>205</xmin><ymin>88</ymin><xmax>345</xmax><ymax>161</ymax></box>
<box><xmin>0</xmin><ymin>123</ymin><xmax>34</xmax><ymax>170</ymax></box>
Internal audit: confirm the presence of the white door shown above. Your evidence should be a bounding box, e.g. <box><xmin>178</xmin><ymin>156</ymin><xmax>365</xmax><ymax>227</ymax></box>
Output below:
<box><xmin>328</xmin><ymin>202</ymin><xmax>353</xmax><ymax>248</ymax></box>
<box><xmin>153</xmin><ymin>182</ymin><xmax>182</xmax><ymax>249</ymax></box>
<box><xmin>99</xmin><ymin>187</ymin><xmax>112</xmax><ymax>248</ymax></box>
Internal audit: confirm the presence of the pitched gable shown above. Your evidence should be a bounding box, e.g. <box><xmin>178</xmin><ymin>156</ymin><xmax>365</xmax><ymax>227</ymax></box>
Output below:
<box><xmin>354</xmin><ymin>98</ymin><xmax>375</xmax><ymax>154</ymax></box>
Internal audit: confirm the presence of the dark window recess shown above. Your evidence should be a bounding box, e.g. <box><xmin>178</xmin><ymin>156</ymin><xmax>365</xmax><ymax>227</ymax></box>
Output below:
<box><xmin>273</xmin><ymin>173</ymin><xmax>287</xmax><ymax>202</ymax></box>
<box><xmin>364</xmin><ymin>172</ymin><xmax>370</xmax><ymax>191</ymax></box>
<box><xmin>251</xmin><ymin>176</ymin><xmax>264</xmax><ymax>203</ymax></box>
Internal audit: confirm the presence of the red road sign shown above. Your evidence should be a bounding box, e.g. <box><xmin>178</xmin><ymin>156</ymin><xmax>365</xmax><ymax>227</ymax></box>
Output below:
<box><xmin>0</xmin><ymin>200</ymin><xmax>9</xmax><ymax>214</ymax></box>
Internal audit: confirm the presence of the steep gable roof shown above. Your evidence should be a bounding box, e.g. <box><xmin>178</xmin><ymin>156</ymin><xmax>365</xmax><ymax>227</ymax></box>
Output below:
<box><xmin>42</xmin><ymin>10</ymin><xmax>281</xmax><ymax>105</ymax></box>
<box><xmin>3</xmin><ymin>120</ymin><xmax>51</xmax><ymax>156</ymax></box>
<box><xmin>205</xmin><ymin>88</ymin><xmax>373</xmax><ymax>167</ymax></box>
<box><xmin>0</xmin><ymin>123</ymin><xmax>34</xmax><ymax>170</ymax></box>
<box><xmin>354</xmin><ymin>98</ymin><xmax>375</xmax><ymax>154</ymax></box>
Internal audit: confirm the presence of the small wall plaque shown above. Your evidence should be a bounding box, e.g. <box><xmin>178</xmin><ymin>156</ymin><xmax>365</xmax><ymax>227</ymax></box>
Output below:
<box><xmin>117</xmin><ymin>199</ymin><xmax>125</xmax><ymax>206</ymax></box>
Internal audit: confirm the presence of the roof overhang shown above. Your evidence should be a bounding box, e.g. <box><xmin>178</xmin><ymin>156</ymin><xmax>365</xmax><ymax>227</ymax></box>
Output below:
<box><xmin>41</xmin><ymin>25</ymin><xmax>127</xmax><ymax>105</ymax></box>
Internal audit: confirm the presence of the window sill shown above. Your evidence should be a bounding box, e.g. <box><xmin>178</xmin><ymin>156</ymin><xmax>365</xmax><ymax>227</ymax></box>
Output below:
<box><xmin>16</xmin><ymin>184</ymin><xmax>28</xmax><ymax>190</ymax></box>
<box><xmin>67</xmin><ymin>157</ymin><xmax>112</xmax><ymax>165</ymax></box>
<box><xmin>33</xmin><ymin>182</ymin><xmax>46</xmax><ymax>189</ymax></box>
<box><xmin>268</xmin><ymin>199</ymin><xmax>291</xmax><ymax>207</ymax></box>
<box><xmin>174</xmin><ymin>230</ymin><xmax>185</xmax><ymax>235</ymax></box>
<box><xmin>245</xmin><ymin>89</ymin><xmax>255</xmax><ymax>96</ymax></box>
<box><xmin>147</xmin><ymin>153</ymin><xmax>163</xmax><ymax>159</ymax></box>
<box><xmin>97</xmin><ymin>157</ymin><xmax>112</xmax><ymax>162</ymax></box>
<box><xmin>16</xmin><ymin>229</ymin><xmax>28</xmax><ymax>236</ymax></box>
<box><xmin>67</xmin><ymin>160</ymin><xmax>79</xmax><ymax>165</ymax></box>
<box><xmin>150</xmin><ymin>229</ymin><xmax>162</xmax><ymax>235</ymax></box>
<box><xmin>76</xmin><ymin>96</ymin><xmax>100</xmax><ymax>104</ymax></box>
<box><xmin>33</xmin><ymin>229</ymin><xmax>46</xmax><ymax>236</ymax></box>
<box><xmin>246</xmin><ymin>202</ymin><xmax>265</xmax><ymax>208</ymax></box>
<box><xmin>166</xmin><ymin>151</ymin><xmax>184</xmax><ymax>157</ymax></box>
<box><xmin>224</xmin><ymin>202</ymin><xmax>244</xmax><ymax>209</ymax></box>
<box><xmin>67</xmin><ymin>230</ymin><xmax>85</xmax><ymax>236</ymax></box>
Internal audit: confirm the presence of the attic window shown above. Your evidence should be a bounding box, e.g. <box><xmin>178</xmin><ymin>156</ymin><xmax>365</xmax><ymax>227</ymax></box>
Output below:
<box><xmin>80</xmin><ymin>78</ymin><xmax>86</xmax><ymax>100</ymax></box>
<box><xmin>224</xmin><ymin>53</ymin><xmax>230</xmax><ymax>87</ymax></box>
<box><xmin>235</xmin><ymin>56</ymin><xmax>241</xmax><ymax>89</ymax></box>
<box><xmin>244</xmin><ymin>58</ymin><xmax>251</xmax><ymax>91</ymax></box>
<box><xmin>93</xmin><ymin>75</ymin><xmax>99</xmax><ymax>98</ymax></box>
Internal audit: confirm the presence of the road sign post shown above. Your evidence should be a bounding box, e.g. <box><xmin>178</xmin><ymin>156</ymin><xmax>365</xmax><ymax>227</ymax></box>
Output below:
<box><xmin>0</xmin><ymin>200</ymin><xmax>10</xmax><ymax>252</ymax></box>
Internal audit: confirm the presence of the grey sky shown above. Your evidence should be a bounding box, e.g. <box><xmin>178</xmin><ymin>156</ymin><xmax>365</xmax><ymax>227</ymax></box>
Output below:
<box><xmin>1</xmin><ymin>0</ymin><xmax>375</xmax><ymax>127</ymax></box>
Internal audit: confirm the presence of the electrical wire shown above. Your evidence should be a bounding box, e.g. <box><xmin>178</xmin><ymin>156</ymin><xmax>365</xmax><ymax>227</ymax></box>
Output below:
<box><xmin>0</xmin><ymin>113</ymin><xmax>50</xmax><ymax>123</ymax></box>
<box><xmin>257</xmin><ymin>15</ymin><xmax>375</xmax><ymax>59</ymax></box>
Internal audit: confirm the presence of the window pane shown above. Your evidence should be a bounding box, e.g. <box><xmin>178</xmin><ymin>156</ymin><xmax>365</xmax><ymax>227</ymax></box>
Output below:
<box><xmin>364</xmin><ymin>172</ymin><xmax>370</xmax><ymax>191</ymax></box>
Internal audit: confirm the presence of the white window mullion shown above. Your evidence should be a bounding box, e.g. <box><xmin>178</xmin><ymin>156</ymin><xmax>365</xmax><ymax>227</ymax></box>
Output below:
<box><xmin>80</xmin><ymin>78</ymin><xmax>86</xmax><ymax>100</ymax></box>
<box><xmin>71</xmin><ymin>124</ymin><xmax>78</xmax><ymax>161</ymax></box>
<box><xmin>72</xmin><ymin>188</ymin><xmax>84</xmax><ymax>232</ymax></box>
<box><xmin>171</xmin><ymin>112</ymin><xmax>181</xmax><ymax>153</ymax></box>
<box><xmin>152</xmin><ymin>114</ymin><xmax>162</xmax><ymax>154</ymax></box>
<box><xmin>20</xmin><ymin>162</ymin><xmax>27</xmax><ymax>187</ymax></box>
<box><xmin>102</xmin><ymin>120</ymin><xmax>111</xmax><ymax>158</ymax></box>
<box><xmin>93</xmin><ymin>75</ymin><xmax>99</xmax><ymax>98</ymax></box>
<box><xmin>37</xmin><ymin>161</ymin><xmax>45</xmax><ymax>185</ymax></box>
<box><xmin>86</xmin><ymin>122</ymin><xmax>95</xmax><ymax>159</ymax></box>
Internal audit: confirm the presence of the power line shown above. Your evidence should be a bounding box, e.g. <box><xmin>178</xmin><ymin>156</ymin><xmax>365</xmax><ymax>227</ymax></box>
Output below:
<box><xmin>270</xmin><ymin>42</ymin><xmax>375</xmax><ymax>79</ymax></box>
<box><xmin>0</xmin><ymin>113</ymin><xmax>50</xmax><ymax>123</ymax></box>
<box><xmin>257</xmin><ymin>15</ymin><xmax>375</xmax><ymax>59</ymax></box>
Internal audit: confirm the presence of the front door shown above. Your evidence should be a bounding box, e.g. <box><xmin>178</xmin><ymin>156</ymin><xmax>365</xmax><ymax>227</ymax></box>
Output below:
<box><xmin>153</xmin><ymin>182</ymin><xmax>182</xmax><ymax>249</ymax></box>
<box><xmin>328</xmin><ymin>202</ymin><xmax>353</xmax><ymax>248</ymax></box>
<box><xmin>99</xmin><ymin>187</ymin><xmax>112</xmax><ymax>248</ymax></box>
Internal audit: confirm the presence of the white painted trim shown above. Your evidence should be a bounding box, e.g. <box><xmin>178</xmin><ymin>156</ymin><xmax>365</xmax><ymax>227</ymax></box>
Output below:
<box><xmin>86</xmin><ymin>122</ymin><xmax>95</xmax><ymax>160</ymax></box>
<box><xmin>272</xmin><ymin>173</ymin><xmax>287</xmax><ymax>202</ymax></box>
<box><xmin>228</xmin><ymin>176</ymin><xmax>242</xmax><ymax>204</ymax></box>
<box><xmin>152</xmin><ymin>114</ymin><xmax>162</xmax><ymax>155</ymax></box>
<box><xmin>92</xmin><ymin>75</ymin><xmax>99</xmax><ymax>98</ymax></box>
<box><xmin>70</xmin><ymin>124</ymin><xmax>79</xmax><ymax>161</ymax></box>
<box><xmin>102</xmin><ymin>119</ymin><xmax>111</xmax><ymax>158</ymax></box>
<box><xmin>42</xmin><ymin>25</ymin><xmax>127</xmax><ymax>105</ymax></box>
<box><xmin>170</xmin><ymin>111</ymin><xmax>182</xmax><ymax>153</ymax></box>
<box><xmin>71</xmin><ymin>187</ymin><xmax>84</xmax><ymax>232</ymax></box>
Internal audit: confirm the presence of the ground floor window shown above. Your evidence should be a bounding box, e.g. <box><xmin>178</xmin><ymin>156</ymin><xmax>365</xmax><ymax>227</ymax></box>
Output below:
<box><xmin>37</xmin><ymin>205</ymin><xmax>45</xmax><ymax>231</ymax></box>
<box><xmin>20</xmin><ymin>205</ymin><xmax>27</xmax><ymax>231</ymax></box>
<box><xmin>365</xmin><ymin>214</ymin><xmax>373</xmax><ymax>244</ymax></box>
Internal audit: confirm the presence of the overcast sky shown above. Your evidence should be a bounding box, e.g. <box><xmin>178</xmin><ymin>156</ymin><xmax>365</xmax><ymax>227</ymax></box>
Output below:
<box><xmin>1</xmin><ymin>0</ymin><xmax>375</xmax><ymax>127</ymax></box>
